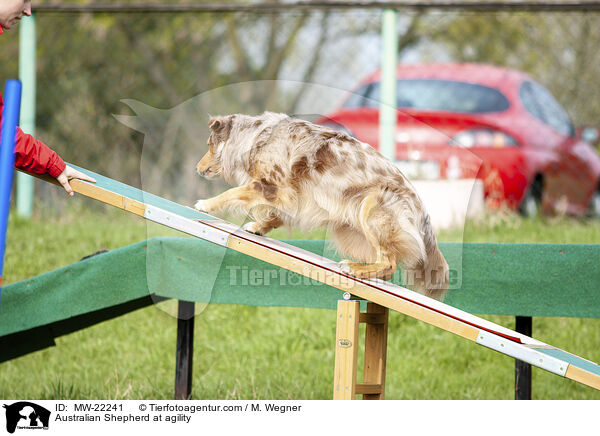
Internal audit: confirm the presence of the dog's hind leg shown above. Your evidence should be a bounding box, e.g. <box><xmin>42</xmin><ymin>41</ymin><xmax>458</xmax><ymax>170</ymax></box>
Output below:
<box><xmin>339</xmin><ymin>257</ymin><xmax>397</xmax><ymax>281</ymax></box>
<box><xmin>337</xmin><ymin>193</ymin><xmax>396</xmax><ymax>280</ymax></box>
<box><xmin>332</xmin><ymin>223</ymin><xmax>396</xmax><ymax>280</ymax></box>
<box><xmin>338</xmin><ymin>191</ymin><xmax>425</xmax><ymax>282</ymax></box>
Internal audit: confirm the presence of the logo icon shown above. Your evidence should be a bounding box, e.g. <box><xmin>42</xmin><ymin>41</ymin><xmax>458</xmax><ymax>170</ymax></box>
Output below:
<box><xmin>337</xmin><ymin>339</ymin><xmax>352</xmax><ymax>348</ymax></box>
<box><xmin>3</xmin><ymin>402</ymin><xmax>50</xmax><ymax>434</ymax></box>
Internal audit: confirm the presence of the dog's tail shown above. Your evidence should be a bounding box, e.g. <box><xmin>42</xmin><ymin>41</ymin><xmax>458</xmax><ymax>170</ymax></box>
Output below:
<box><xmin>411</xmin><ymin>214</ymin><xmax>449</xmax><ymax>301</ymax></box>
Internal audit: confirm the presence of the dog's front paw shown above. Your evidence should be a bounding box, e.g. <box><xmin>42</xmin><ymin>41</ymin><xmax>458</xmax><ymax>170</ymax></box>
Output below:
<box><xmin>339</xmin><ymin>259</ymin><xmax>353</xmax><ymax>274</ymax></box>
<box><xmin>194</xmin><ymin>199</ymin><xmax>211</xmax><ymax>212</ymax></box>
<box><xmin>242</xmin><ymin>221</ymin><xmax>264</xmax><ymax>236</ymax></box>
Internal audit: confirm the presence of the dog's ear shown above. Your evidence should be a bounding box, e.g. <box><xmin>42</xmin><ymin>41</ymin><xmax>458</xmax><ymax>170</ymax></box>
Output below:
<box><xmin>208</xmin><ymin>115</ymin><xmax>233</xmax><ymax>145</ymax></box>
<box><xmin>208</xmin><ymin>117</ymin><xmax>222</xmax><ymax>131</ymax></box>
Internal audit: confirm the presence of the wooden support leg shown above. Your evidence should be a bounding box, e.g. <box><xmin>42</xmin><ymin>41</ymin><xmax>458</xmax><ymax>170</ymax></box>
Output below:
<box><xmin>333</xmin><ymin>300</ymin><xmax>360</xmax><ymax>399</ymax></box>
<box><xmin>515</xmin><ymin>316</ymin><xmax>532</xmax><ymax>400</ymax></box>
<box><xmin>174</xmin><ymin>300</ymin><xmax>195</xmax><ymax>400</ymax></box>
<box><xmin>333</xmin><ymin>300</ymin><xmax>389</xmax><ymax>400</ymax></box>
<box><xmin>361</xmin><ymin>303</ymin><xmax>389</xmax><ymax>400</ymax></box>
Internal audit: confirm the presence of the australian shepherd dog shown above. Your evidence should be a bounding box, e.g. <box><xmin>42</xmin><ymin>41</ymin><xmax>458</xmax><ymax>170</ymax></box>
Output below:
<box><xmin>194</xmin><ymin>112</ymin><xmax>449</xmax><ymax>300</ymax></box>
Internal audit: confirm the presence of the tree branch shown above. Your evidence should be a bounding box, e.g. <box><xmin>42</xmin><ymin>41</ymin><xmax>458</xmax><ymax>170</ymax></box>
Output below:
<box><xmin>397</xmin><ymin>13</ymin><xmax>423</xmax><ymax>53</ymax></box>
<box><xmin>264</xmin><ymin>12</ymin><xmax>309</xmax><ymax>79</ymax></box>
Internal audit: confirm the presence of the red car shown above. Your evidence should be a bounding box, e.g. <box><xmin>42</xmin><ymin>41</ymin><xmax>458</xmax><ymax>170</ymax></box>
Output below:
<box><xmin>320</xmin><ymin>63</ymin><xmax>600</xmax><ymax>217</ymax></box>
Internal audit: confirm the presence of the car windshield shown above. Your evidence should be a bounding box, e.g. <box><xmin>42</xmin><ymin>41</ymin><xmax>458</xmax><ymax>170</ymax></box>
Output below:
<box><xmin>344</xmin><ymin>79</ymin><xmax>510</xmax><ymax>113</ymax></box>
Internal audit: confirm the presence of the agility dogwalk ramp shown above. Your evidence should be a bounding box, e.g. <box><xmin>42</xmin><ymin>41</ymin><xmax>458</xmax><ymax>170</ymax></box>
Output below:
<box><xmin>18</xmin><ymin>165</ymin><xmax>600</xmax><ymax>396</ymax></box>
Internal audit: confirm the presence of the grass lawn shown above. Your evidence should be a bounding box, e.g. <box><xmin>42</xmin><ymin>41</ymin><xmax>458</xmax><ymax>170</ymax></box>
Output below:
<box><xmin>1</xmin><ymin>195</ymin><xmax>600</xmax><ymax>400</ymax></box>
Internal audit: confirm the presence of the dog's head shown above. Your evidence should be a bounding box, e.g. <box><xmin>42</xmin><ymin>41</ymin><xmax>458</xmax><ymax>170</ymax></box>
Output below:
<box><xmin>196</xmin><ymin>115</ymin><xmax>233</xmax><ymax>179</ymax></box>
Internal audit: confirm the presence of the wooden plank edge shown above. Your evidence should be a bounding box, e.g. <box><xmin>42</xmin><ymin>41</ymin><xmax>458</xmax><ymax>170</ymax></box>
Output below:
<box><xmin>71</xmin><ymin>179</ymin><xmax>147</xmax><ymax>216</ymax></box>
<box><xmin>19</xmin><ymin>170</ymin><xmax>147</xmax><ymax>217</ymax></box>
<box><xmin>565</xmin><ymin>365</ymin><xmax>600</xmax><ymax>390</ymax></box>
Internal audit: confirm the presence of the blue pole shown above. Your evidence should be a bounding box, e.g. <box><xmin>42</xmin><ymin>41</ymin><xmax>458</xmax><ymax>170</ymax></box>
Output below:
<box><xmin>0</xmin><ymin>79</ymin><xmax>23</xmax><ymax>296</ymax></box>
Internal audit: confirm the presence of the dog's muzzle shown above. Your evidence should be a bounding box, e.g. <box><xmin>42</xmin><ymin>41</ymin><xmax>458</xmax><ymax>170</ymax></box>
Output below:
<box><xmin>198</xmin><ymin>168</ymin><xmax>215</xmax><ymax>179</ymax></box>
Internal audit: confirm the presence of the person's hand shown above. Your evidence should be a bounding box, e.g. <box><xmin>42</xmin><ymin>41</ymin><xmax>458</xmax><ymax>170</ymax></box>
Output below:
<box><xmin>56</xmin><ymin>165</ymin><xmax>97</xmax><ymax>196</ymax></box>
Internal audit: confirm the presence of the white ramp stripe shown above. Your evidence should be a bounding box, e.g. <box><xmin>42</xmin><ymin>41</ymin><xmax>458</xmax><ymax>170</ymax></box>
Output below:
<box><xmin>144</xmin><ymin>205</ymin><xmax>230</xmax><ymax>246</ymax></box>
<box><xmin>364</xmin><ymin>279</ymin><xmax>547</xmax><ymax>346</ymax></box>
<box><xmin>476</xmin><ymin>331</ymin><xmax>568</xmax><ymax>376</ymax></box>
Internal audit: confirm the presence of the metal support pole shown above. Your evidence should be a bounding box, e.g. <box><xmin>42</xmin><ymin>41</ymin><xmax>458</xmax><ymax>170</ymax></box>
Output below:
<box><xmin>0</xmin><ymin>80</ymin><xmax>23</xmax><ymax>293</ymax></box>
<box><xmin>17</xmin><ymin>14</ymin><xmax>36</xmax><ymax>218</ymax></box>
<box><xmin>174</xmin><ymin>300</ymin><xmax>195</xmax><ymax>400</ymax></box>
<box><xmin>378</xmin><ymin>9</ymin><xmax>398</xmax><ymax>161</ymax></box>
<box><xmin>515</xmin><ymin>316</ymin><xmax>533</xmax><ymax>400</ymax></box>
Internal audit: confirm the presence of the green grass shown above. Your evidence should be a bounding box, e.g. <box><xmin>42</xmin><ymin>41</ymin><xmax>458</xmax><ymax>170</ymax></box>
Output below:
<box><xmin>1</xmin><ymin>198</ymin><xmax>600</xmax><ymax>399</ymax></box>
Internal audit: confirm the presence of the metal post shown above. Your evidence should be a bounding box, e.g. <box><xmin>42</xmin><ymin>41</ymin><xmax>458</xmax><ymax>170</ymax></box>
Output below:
<box><xmin>174</xmin><ymin>300</ymin><xmax>195</xmax><ymax>400</ymax></box>
<box><xmin>17</xmin><ymin>14</ymin><xmax>36</xmax><ymax>218</ymax></box>
<box><xmin>0</xmin><ymin>80</ymin><xmax>23</xmax><ymax>294</ymax></box>
<box><xmin>378</xmin><ymin>9</ymin><xmax>398</xmax><ymax>161</ymax></box>
<box><xmin>515</xmin><ymin>316</ymin><xmax>532</xmax><ymax>400</ymax></box>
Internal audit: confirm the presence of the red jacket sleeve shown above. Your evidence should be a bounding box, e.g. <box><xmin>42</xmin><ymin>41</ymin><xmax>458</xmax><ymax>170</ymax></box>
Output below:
<box><xmin>14</xmin><ymin>128</ymin><xmax>66</xmax><ymax>178</ymax></box>
<box><xmin>1</xmin><ymin>93</ymin><xmax>66</xmax><ymax>178</ymax></box>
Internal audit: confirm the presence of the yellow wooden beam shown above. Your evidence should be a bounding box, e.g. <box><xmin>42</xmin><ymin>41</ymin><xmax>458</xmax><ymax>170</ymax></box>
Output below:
<box><xmin>566</xmin><ymin>365</ymin><xmax>600</xmax><ymax>390</ymax></box>
<box><xmin>333</xmin><ymin>300</ymin><xmax>360</xmax><ymax>400</ymax></box>
<box><xmin>18</xmin><ymin>171</ymin><xmax>147</xmax><ymax>217</ymax></box>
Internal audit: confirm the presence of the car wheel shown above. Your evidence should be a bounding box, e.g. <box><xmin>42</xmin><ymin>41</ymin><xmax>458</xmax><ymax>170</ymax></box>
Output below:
<box><xmin>519</xmin><ymin>192</ymin><xmax>539</xmax><ymax>218</ymax></box>
<box><xmin>588</xmin><ymin>189</ymin><xmax>600</xmax><ymax>218</ymax></box>
<box><xmin>519</xmin><ymin>176</ymin><xmax>543</xmax><ymax>218</ymax></box>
